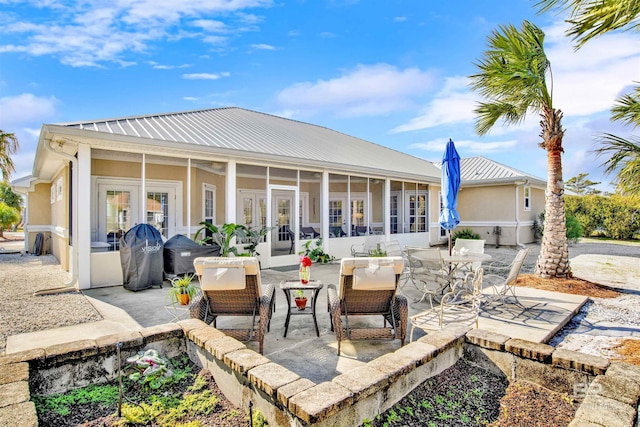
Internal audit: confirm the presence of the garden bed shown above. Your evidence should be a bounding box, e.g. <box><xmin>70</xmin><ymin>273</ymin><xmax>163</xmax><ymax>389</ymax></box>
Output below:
<box><xmin>33</xmin><ymin>355</ymin><xmax>256</xmax><ymax>427</ymax></box>
<box><xmin>363</xmin><ymin>358</ymin><xmax>577</xmax><ymax>427</ymax></box>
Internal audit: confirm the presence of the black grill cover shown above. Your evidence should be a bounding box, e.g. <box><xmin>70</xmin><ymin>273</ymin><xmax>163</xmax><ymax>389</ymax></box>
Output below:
<box><xmin>119</xmin><ymin>224</ymin><xmax>164</xmax><ymax>291</ymax></box>
<box><xmin>163</xmin><ymin>234</ymin><xmax>220</xmax><ymax>276</ymax></box>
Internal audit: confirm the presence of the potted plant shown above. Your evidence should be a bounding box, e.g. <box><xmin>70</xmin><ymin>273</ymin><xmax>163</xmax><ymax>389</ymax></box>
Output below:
<box><xmin>242</xmin><ymin>225</ymin><xmax>275</xmax><ymax>257</ymax></box>
<box><xmin>294</xmin><ymin>289</ymin><xmax>307</xmax><ymax>310</ymax></box>
<box><xmin>168</xmin><ymin>273</ymin><xmax>197</xmax><ymax>305</ymax></box>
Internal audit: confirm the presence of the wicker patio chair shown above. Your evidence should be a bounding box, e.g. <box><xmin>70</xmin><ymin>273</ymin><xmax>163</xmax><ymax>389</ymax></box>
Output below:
<box><xmin>482</xmin><ymin>248</ymin><xmax>530</xmax><ymax>306</ymax></box>
<box><xmin>327</xmin><ymin>257</ymin><xmax>407</xmax><ymax>355</ymax></box>
<box><xmin>190</xmin><ymin>257</ymin><xmax>275</xmax><ymax>354</ymax></box>
<box><xmin>410</xmin><ymin>268</ymin><xmax>484</xmax><ymax>341</ymax></box>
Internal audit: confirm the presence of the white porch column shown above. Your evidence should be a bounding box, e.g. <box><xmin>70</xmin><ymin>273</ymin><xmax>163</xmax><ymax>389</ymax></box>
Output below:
<box><xmin>140</xmin><ymin>154</ymin><xmax>146</xmax><ymax>225</ymax></box>
<box><xmin>384</xmin><ymin>178</ymin><xmax>391</xmax><ymax>238</ymax></box>
<box><xmin>77</xmin><ymin>144</ymin><xmax>91</xmax><ymax>289</ymax></box>
<box><xmin>225</xmin><ymin>160</ymin><xmax>237</xmax><ymax>223</ymax></box>
<box><xmin>321</xmin><ymin>171</ymin><xmax>329</xmax><ymax>247</ymax></box>
<box><xmin>187</xmin><ymin>158</ymin><xmax>191</xmax><ymax>236</ymax></box>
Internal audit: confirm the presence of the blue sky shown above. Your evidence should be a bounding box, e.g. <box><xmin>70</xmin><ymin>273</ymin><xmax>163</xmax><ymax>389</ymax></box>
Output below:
<box><xmin>1</xmin><ymin>1</ymin><xmax>639</xmax><ymax>192</ymax></box>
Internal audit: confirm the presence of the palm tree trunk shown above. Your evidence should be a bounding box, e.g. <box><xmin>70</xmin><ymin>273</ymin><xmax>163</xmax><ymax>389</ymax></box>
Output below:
<box><xmin>536</xmin><ymin>108</ymin><xmax>571</xmax><ymax>278</ymax></box>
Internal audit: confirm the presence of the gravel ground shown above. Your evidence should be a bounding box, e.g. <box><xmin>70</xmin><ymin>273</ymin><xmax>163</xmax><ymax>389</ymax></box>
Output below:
<box><xmin>0</xmin><ymin>253</ymin><xmax>102</xmax><ymax>354</ymax></box>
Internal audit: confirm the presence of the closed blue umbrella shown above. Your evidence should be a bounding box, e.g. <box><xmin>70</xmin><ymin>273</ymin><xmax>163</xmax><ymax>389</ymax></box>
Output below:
<box><xmin>439</xmin><ymin>139</ymin><xmax>461</xmax><ymax>255</ymax></box>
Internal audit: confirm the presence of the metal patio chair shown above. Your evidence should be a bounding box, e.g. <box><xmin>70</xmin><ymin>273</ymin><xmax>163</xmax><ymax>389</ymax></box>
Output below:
<box><xmin>410</xmin><ymin>268</ymin><xmax>484</xmax><ymax>341</ymax></box>
<box><xmin>405</xmin><ymin>246</ymin><xmax>449</xmax><ymax>307</ymax></box>
<box><xmin>482</xmin><ymin>248</ymin><xmax>530</xmax><ymax>306</ymax></box>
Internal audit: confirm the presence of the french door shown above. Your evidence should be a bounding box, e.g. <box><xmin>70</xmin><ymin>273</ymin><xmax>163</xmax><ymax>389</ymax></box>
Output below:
<box><xmin>269</xmin><ymin>186</ymin><xmax>298</xmax><ymax>265</ymax></box>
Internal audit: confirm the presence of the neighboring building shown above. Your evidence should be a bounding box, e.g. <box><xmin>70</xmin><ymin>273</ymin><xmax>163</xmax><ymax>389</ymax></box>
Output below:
<box><xmin>433</xmin><ymin>156</ymin><xmax>546</xmax><ymax>247</ymax></box>
<box><xmin>13</xmin><ymin>107</ymin><xmax>443</xmax><ymax>289</ymax></box>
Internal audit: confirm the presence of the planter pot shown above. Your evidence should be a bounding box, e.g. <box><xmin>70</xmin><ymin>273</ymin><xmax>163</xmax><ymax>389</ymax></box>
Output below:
<box><xmin>176</xmin><ymin>293</ymin><xmax>190</xmax><ymax>306</ymax></box>
<box><xmin>295</xmin><ymin>297</ymin><xmax>307</xmax><ymax>310</ymax></box>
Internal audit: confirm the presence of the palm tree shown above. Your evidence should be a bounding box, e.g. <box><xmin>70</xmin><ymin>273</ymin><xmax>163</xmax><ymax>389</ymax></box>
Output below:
<box><xmin>469</xmin><ymin>20</ymin><xmax>571</xmax><ymax>279</ymax></box>
<box><xmin>0</xmin><ymin>131</ymin><xmax>20</xmax><ymax>182</ymax></box>
<box><xmin>537</xmin><ymin>0</ymin><xmax>640</xmax><ymax>195</ymax></box>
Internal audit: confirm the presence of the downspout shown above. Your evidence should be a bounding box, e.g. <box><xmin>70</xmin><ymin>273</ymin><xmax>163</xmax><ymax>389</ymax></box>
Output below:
<box><xmin>514</xmin><ymin>180</ymin><xmax>529</xmax><ymax>249</ymax></box>
<box><xmin>39</xmin><ymin>139</ymin><xmax>79</xmax><ymax>291</ymax></box>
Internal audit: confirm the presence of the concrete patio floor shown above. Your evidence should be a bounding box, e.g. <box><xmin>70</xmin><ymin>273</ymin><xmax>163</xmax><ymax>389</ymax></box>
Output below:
<box><xmin>7</xmin><ymin>257</ymin><xmax>587</xmax><ymax>384</ymax></box>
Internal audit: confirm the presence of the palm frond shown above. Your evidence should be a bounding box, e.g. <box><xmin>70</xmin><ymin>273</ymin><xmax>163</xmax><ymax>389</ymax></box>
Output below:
<box><xmin>469</xmin><ymin>20</ymin><xmax>553</xmax><ymax>135</ymax></box>
<box><xmin>536</xmin><ymin>0</ymin><xmax>640</xmax><ymax>48</ymax></box>
<box><xmin>611</xmin><ymin>83</ymin><xmax>640</xmax><ymax>128</ymax></box>
<box><xmin>595</xmin><ymin>132</ymin><xmax>640</xmax><ymax>173</ymax></box>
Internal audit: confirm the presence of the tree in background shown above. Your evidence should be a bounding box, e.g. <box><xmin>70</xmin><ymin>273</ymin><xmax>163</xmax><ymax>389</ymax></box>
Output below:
<box><xmin>0</xmin><ymin>131</ymin><xmax>19</xmax><ymax>182</ymax></box>
<box><xmin>566</xmin><ymin>173</ymin><xmax>601</xmax><ymax>195</ymax></box>
<box><xmin>0</xmin><ymin>182</ymin><xmax>22</xmax><ymax>210</ymax></box>
<box><xmin>470</xmin><ymin>20</ymin><xmax>570</xmax><ymax>279</ymax></box>
<box><xmin>0</xmin><ymin>202</ymin><xmax>20</xmax><ymax>238</ymax></box>
<box><xmin>537</xmin><ymin>0</ymin><xmax>640</xmax><ymax>196</ymax></box>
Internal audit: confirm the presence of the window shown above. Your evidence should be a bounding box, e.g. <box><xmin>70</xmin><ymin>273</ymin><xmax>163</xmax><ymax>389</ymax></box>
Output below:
<box><xmin>524</xmin><ymin>186</ymin><xmax>531</xmax><ymax>211</ymax></box>
<box><xmin>203</xmin><ymin>184</ymin><xmax>216</xmax><ymax>225</ymax></box>
<box><xmin>105</xmin><ymin>190</ymin><xmax>132</xmax><ymax>250</ymax></box>
<box><xmin>147</xmin><ymin>191</ymin><xmax>169</xmax><ymax>237</ymax></box>
<box><xmin>438</xmin><ymin>192</ymin><xmax>447</xmax><ymax>238</ymax></box>
<box><xmin>390</xmin><ymin>193</ymin><xmax>398</xmax><ymax>234</ymax></box>
<box><xmin>96</xmin><ymin>178</ymin><xmax>179</xmax><ymax>249</ymax></box>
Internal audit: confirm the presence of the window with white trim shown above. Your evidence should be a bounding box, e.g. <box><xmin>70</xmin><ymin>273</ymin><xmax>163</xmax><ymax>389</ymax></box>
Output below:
<box><xmin>524</xmin><ymin>186</ymin><xmax>531</xmax><ymax>211</ymax></box>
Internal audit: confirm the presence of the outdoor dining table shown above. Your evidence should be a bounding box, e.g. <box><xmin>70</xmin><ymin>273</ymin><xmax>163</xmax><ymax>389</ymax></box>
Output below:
<box><xmin>440</xmin><ymin>250</ymin><xmax>492</xmax><ymax>288</ymax></box>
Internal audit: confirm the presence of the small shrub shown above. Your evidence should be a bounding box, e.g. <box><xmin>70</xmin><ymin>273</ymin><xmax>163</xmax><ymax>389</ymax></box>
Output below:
<box><xmin>452</xmin><ymin>228</ymin><xmax>481</xmax><ymax>241</ymax></box>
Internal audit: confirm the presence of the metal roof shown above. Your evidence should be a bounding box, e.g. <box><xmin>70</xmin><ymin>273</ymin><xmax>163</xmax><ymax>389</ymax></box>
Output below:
<box><xmin>59</xmin><ymin>107</ymin><xmax>441</xmax><ymax>180</ymax></box>
<box><xmin>434</xmin><ymin>156</ymin><xmax>546</xmax><ymax>185</ymax></box>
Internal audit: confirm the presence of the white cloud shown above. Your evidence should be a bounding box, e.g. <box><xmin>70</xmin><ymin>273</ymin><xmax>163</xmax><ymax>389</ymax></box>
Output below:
<box><xmin>409</xmin><ymin>138</ymin><xmax>518</xmax><ymax>154</ymax></box>
<box><xmin>149</xmin><ymin>61</ymin><xmax>191</xmax><ymax>69</ymax></box>
<box><xmin>0</xmin><ymin>93</ymin><xmax>57</xmax><ymax>127</ymax></box>
<box><xmin>0</xmin><ymin>0</ymin><xmax>273</xmax><ymax>67</ymax></box>
<box><xmin>392</xmin><ymin>20</ymin><xmax>640</xmax><ymax>135</ymax></box>
<box><xmin>251</xmin><ymin>43</ymin><xmax>276</xmax><ymax>50</ymax></box>
<box><xmin>182</xmin><ymin>72</ymin><xmax>230</xmax><ymax>80</ymax></box>
<box><xmin>393</xmin><ymin>16</ymin><xmax>407</xmax><ymax>22</ymax></box>
<box><xmin>276</xmin><ymin>63</ymin><xmax>436</xmax><ymax>117</ymax></box>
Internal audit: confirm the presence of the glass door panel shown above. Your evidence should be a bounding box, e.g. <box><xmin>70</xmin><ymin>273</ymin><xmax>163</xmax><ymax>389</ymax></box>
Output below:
<box><xmin>271</xmin><ymin>189</ymin><xmax>297</xmax><ymax>258</ymax></box>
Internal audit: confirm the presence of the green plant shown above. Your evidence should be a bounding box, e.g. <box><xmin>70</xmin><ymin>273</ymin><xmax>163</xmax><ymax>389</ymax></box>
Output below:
<box><xmin>33</xmin><ymin>383</ymin><xmax>120</xmax><ymax>417</ymax></box>
<box><xmin>369</xmin><ymin>248</ymin><xmax>387</xmax><ymax>257</ymax></box>
<box><xmin>168</xmin><ymin>273</ymin><xmax>197</xmax><ymax>305</ymax></box>
<box><xmin>242</xmin><ymin>225</ymin><xmax>275</xmax><ymax>257</ymax></box>
<box><xmin>298</xmin><ymin>238</ymin><xmax>335</xmax><ymax>263</ymax></box>
<box><xmin>194</xmin><ymin>222</ymin><xmax>249</xmax><ymax>256</ymax></box>
<box><xmin>532</xmin><ymin>212</ymin><xmax>545</xmax><ymax>241</ymax></box>
<box><xmin>452</xmin><ymin>228</ymin><xmax>481</xmax><ymax>241</ymax></box>
<box><xmin>126</xmin><ymin>349</ymin><xmax>175</xmax><ymax>390</ymax></box>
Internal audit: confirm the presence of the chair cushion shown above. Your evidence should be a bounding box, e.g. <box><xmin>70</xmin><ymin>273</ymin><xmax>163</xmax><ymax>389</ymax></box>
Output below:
<box><xmin>200</xmin><ymin>266</ymin><xmax>246</xmax><ymax>290</ymax></box>
<box><xmin>340</xmin><ymin>257</ymin><xmax>404</xmax><ymax>275</ymax></box>
<box><xmin>353</xmin><ymin>265</ymin><xmax>397</xmax><ymax>290</ymax></box>
<box><xmin>194</xmin><ymin>256</ymin><xmax>259</xmax><ymax>275</ymax></box>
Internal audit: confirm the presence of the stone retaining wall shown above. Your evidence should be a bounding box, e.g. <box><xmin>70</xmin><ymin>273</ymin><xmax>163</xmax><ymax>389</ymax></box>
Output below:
<box><xmin>1</xmin><ymin>321</ymin><xmax>638</xmax><ymax>426</ymax></box>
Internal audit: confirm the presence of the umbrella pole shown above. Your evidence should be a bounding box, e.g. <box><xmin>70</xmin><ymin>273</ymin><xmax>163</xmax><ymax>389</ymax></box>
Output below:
<box><xmin>448</xmin><ymin>230</ymin><xmax>452</xmax><ymax>256</ymax></box>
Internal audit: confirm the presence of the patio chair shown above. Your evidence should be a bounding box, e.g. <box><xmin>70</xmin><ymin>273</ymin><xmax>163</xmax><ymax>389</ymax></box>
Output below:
<box><xmin>379</xmin><ymin>240</ymin><xmax>411</xmax><ymax>289</ymax></box>
<box><xmin>327</xmin><ymin>257</ymin><xmax>407</xmax><ymax>355</ymax></box>
<box><xmin>410</xmin><ymin>268</ymin><xmax>484</xmax><ymax>342</ymax></box>
<box><xmin>285</xmin><ymin>226</ymin><xmax>296</xmax><ymax>254</ymax></box>
<box><xmin>190</xmin><ymin>257</ymin><xmax>275</xmax><ymax>354</ymax></box>
<box><xmin>481</xmin><ymin>248</ymin><xmax>530</xmax><ymax>306</ymax></box>
<box><xmin>453</xmin><ymin>238</ymin><xmax>486</xmax><ymax>274</ymax></box>
<box><xmin>329</xmin><ymin>226</ymin><xmax>347</xmax><ymax>238</ymax></box>
<box><xmin>405</xmin><ymin>247</ymin><xmax>449</xmax><ymax>307</ymax></box>
<box><xmin>350</xmin><ymin>234</ymin><xmax>382</xmax><ymax>257</ymax></box>
<box><xmin>300</xmin><ymin>226</ymin><xmax>320</xmax><ymax>239</ymax></box>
